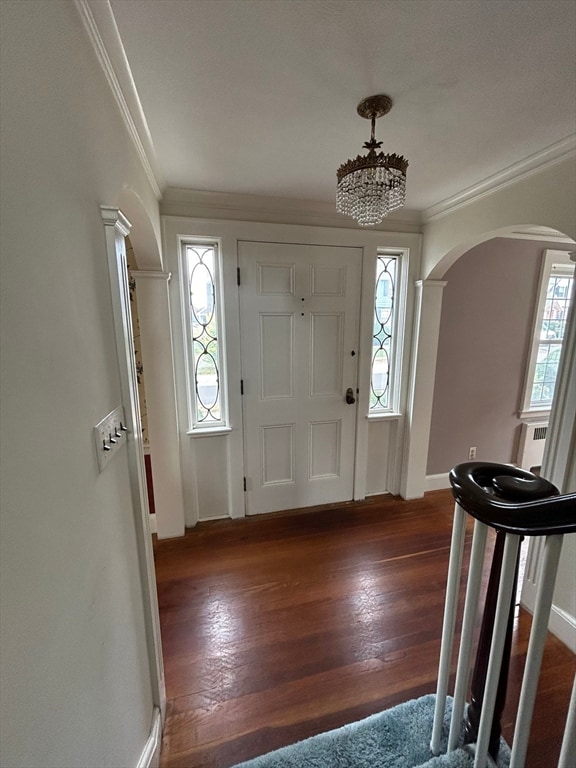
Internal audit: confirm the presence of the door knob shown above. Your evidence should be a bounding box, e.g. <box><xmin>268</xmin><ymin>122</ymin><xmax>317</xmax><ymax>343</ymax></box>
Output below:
<box><xmin>345</xmin><ymin>387</ymin><xmax>356</xmax><ymax>405</ymax></box>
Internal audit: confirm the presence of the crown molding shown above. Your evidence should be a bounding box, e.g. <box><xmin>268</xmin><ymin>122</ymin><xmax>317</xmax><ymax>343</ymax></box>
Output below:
<box><xmin>74</xmin><ymin>0</ymin><xmax>164</xmax><ymax>199</ymax></box>
<box><xmin>160</xmin><ymin>188</ymin><xmax>423</xmax><ymax>233</ymax></box>
<box><xmin>423</xmin><ymin>135</ymin><xmax>576</xmax><ymax>223</ymax></box>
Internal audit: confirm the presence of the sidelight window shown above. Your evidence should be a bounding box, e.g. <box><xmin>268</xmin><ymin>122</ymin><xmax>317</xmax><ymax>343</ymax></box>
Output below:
<box><xmin>370</xmin><ymin>253</ymin><xmax>400</xmax><ymax>413</ymax></box>
<box><xmin>181</xmin><ymin>241</ymin><xmax>228</xmax><ymax>430</ymax></box>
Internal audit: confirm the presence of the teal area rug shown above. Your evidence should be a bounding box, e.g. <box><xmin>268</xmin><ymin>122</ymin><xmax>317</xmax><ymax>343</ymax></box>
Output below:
<box><xmin>232</xmin><ymin>695</ymin><xmax>510</xmax><ymax>768</ymax></box>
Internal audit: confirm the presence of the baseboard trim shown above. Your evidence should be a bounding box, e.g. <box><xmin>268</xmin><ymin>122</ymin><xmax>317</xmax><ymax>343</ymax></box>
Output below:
<box><xmin>425</xmin><ymin>473</ymin><xmax>451</xmax><ymax>492</ymax></box>
<box><xmin>149</xmin><ymin>513</ymin><xmax>157</xmax><ymax>534</ymax></box>
<box><xmin>549</xmin><ymin>604</ymin><xmax>576</xmax><ymax>653</ymax></box>
<box><xmin>137</xmin><ymin>707</ymin><xmax>162</xmax><ymax>768</ymax></box>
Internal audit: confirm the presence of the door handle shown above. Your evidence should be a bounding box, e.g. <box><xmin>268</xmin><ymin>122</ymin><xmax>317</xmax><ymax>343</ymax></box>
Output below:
<box><xmin>345</xmin><ymin>387</ymin><xmax>356</xmax><ymax>405</ymax></box>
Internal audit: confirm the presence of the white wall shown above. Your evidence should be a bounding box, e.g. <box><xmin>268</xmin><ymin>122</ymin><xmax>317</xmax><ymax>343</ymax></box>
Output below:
<box><xmin>0</xmin><ymin>2</ymin><xmax>160</xmax><ymax>766</ymax></box>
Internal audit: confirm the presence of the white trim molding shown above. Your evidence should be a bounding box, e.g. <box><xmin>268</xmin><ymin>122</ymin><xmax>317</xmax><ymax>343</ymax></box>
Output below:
<box><xmin>501</xmin><ymin>226</ymin><xmax>576</xmax><ymax>245</ymax></box>
<box><xmin>161</xmin><ymin>187</ymin><xmax>423</xmax><ymax>233</ymax></box>
<box><xmin>401</xmin><ymin>280</ymin><xmax>448</xmax><ymax>499</ymax></box>
<box><xmin>549</xmin><ymin>604</ymin><xmax>576</xmax><ymax>653</ymax></box>
<box><xmin>100</xmin><ymin>205</ymin><xmax>167</xmax><ymax>716</ymax></box>
<box><xmin>74</xmin><ymin>0</ymin><xmax>163</xmax><ymax>199</ymax></box>
<box><xmin>136</xmin><ymin>707</ymin><xmax>162</xmax><ymax>768</ymax></box>
<box><xmin>519</xmin><ymin>249</ymin><xmax>575</xmax><ymax>417</ymax></box>
<box><xmin>133</xmin><ymin>264</ymin><xmax>186</xmax><ymax>538</ymax></box>
<box><xmin>133</xmin><ymin>271</ymin><xmax>172</xmax><ymax>281</ymax></box>
<box><xmin>424</xmin><ymin>135</ymin><xmax>576</xmax><ymax>223</ymax></box>
<box><xmin>425</xmin><ymin>473</ymin><xmax>451</xmax><ymax>492</ymax></box>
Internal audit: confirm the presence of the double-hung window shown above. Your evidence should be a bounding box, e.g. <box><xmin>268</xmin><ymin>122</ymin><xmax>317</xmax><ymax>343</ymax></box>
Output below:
<box><xmin>520</xmin><ymin>249</ymin><xmax>574</xmax><ymax>418</ymax></box>
<box><xmin>181</xmin><ymin>239</ymin><xmax>228</xmax><ymax>432</ymax></box>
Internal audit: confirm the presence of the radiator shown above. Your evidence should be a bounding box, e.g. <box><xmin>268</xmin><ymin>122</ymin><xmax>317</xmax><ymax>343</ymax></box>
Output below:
<box><xmin>517</xmin><ymin>420</ymin><xmax>548</xmax><ymax>472</ymax></box>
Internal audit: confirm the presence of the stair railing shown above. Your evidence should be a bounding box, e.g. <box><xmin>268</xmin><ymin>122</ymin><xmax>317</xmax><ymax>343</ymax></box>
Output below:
<box><xmin>430</xmin><ymin>461</ymin><xmax>576</xmax><ymax>768</ymax></box>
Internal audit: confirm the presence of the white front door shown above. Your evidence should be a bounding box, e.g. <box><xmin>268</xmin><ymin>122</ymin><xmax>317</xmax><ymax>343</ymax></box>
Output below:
<box><xmin>239</xmin><ymin>241</ymin><xmax>362</xmax><ymax>515</ymax></box>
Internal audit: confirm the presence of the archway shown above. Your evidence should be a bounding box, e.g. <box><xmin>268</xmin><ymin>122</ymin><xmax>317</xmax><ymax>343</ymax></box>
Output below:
<box><xmin>427</xmin><ymin>226</ymin><xmax>575</xmax><ymax>478</ymax></box>
<box><xmin>428</xmin><ymin>224</ymin><xmax>574</xmax><ymax>280</ymax></box>
<box><xmin>118</xmin><ymin>187</ymin><xmax>163</xmax><ymax>271</ymax></box>
<box><xmin>414</xmin><ymin>222</ymin><xmax>575</xmax><ymax>653</ymax></box>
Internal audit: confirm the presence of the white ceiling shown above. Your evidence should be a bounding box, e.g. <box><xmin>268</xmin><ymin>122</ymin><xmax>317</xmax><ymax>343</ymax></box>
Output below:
<box><xmin>109</xmin><ymin>0</ymin><xmax>576</xmax><ymax>213</ymax></box>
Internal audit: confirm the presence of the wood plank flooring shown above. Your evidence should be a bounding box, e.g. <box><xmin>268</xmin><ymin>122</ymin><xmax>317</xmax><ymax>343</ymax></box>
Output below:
<box><xmin>153</xmin><ymin>490</ymin><xmax>575</xmax><ymax>768</ymax></box>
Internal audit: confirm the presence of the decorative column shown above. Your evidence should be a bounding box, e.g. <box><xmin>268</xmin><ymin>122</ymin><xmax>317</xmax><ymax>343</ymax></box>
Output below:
<box><xmin>401</xmin><ymin>279</ymin><xmax>447</xmax><ymax>499</ymax></box>
<box><xmin>133</xmin><ymin>271</ymin><xmax>186</xmax><ymax>539</ymax></box>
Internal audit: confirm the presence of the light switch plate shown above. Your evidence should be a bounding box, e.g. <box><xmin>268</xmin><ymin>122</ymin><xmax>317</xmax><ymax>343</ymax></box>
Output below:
<box><xmin>94</xmin><ymin>406</ymin><xmax>127</xmax><ymax>472</ymax></box>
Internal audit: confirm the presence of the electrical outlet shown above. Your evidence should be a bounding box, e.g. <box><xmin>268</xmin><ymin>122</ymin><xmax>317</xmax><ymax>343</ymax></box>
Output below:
<box><xmin>468</xmin><ymin>446</ymin><xmax>477</xmax><ymax>460</ymax></box>
<box><xmin>94</xmin><ymin>406</ymin><xmax>128</xmax><ymax>472</ymax></box>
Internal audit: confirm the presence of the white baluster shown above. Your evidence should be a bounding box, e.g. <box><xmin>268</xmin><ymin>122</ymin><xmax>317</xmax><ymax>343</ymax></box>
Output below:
<box><xmin>431</xmin><ymin>502</ymin><xmax>467</xmax><ymax>755</ymax></box>
<box><xmin>558</xmin><ymin>673</ymin><xmax>576</xmax><ymax>768</ymax></box>
<box><xmin>510</xmin><ymin>534</ymin><xmax>563</xmax><ymax>768</ymax></box>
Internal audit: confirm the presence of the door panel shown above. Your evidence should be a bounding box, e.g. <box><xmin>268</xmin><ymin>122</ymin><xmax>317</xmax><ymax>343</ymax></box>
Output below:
<box><xmin>239</xmin><ymin>241</ymin><xmax>361</xmax><ymax>515</ymax></box>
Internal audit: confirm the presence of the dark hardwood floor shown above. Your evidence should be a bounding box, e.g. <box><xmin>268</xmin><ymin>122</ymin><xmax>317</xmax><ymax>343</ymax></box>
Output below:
<box><xmin>153</xmin><ymin>490</ymin><xmax>575</xmax><ymax>768</ymax></box>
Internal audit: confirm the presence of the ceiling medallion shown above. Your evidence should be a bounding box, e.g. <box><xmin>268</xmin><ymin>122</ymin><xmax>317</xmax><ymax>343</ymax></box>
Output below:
<box><xmin>336</xmin><ymin>94</ymin><xmax>408</xmax><ymax>227</ymax></box>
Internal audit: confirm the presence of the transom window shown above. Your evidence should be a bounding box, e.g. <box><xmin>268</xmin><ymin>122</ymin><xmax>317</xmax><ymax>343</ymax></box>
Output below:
<box><xmin>521</xmin><ymin>249</ymin><xmax>574</xmax><ymax>417</ymax></box>
<box><xmin>370</xmin><ymin>253</ymin><xmax>400</xmax><ymax>413</ymax></box>
<box><xmin>181</xmin><ymin>240</ymin><xmax>228</xmax><ymax>430</ymax></box>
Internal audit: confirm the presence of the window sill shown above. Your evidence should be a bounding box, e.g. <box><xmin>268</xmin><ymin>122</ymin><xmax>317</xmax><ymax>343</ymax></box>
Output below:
<box><xmin>366</xmin><ymin>412</ymin><xmax>403</xmax><ymax>422</ymax></box>
<box><xmin>518</xmin><ymin>409</ymin><xmax>551</xmax><ymax>422</ymax></box>
<box><xmin>187</xmin><ymin>426</ymin><xmax>232</xmax><ymax>438</ymax></box>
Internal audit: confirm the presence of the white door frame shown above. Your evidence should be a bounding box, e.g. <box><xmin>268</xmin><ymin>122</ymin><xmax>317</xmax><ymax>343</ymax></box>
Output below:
<box><xmin>100</xmin><ymin>206</ymin><xmax>166</xmax><ymax>722</ymax></box>
<box><xmin>163</xmin><ymin>216</ymin><xmax>422</xmax><ymax>522</ymax></box>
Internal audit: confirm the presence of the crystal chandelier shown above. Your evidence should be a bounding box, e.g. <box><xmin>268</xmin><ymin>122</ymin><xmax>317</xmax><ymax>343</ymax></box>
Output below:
<box><xmin>336</xmin><ymin>95</ymin><xmax>408</xmax><ymax>227</ymax></box>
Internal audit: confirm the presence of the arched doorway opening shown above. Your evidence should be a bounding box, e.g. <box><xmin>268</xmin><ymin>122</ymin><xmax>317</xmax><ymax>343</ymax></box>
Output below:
<box><xmin>424</xmin><ymin>224</ymin><xmax>575</xmax><ymax>652</ymax></box>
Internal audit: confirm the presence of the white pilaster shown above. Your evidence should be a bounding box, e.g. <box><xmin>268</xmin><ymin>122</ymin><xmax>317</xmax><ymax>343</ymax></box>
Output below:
<box><xmin>100</xmin><ymin>206</ymin><xmax>166</xmax><ymax>717</ymax></box>
<box><xmin>133</xmin><ymin>271</ymin><xmax>186</xmax><ymax>539</ymax></box>
<box><xmin>401</xmin><ymin>280</ymin><xmax>447</xmax><ymax>499</ymax></box>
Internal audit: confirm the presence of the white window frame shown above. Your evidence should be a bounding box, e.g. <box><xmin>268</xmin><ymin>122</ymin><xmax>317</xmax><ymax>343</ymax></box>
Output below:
<box><xmin>368</xmin><ymin>249</ymin><xmax>406</xmax><ymax>418</ymax></box>
<box><xmin>519</xmin><ymin>249</ymin><xmax>575</xmax><ymax>420</ymax></box>
<box><xmin>179</xmin><ymin>237</ymin><xmax>230</xmax><ymax>433</ymax></box>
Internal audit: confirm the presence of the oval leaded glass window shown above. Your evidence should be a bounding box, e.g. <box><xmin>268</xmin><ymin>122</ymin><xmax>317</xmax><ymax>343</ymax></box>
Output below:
<box><xmin>370</xmin><ymin>255</ymin><xmax>397</xmax><ymax>412</ymax></box>
<box><xmin>185</xmin><ymin>243</ymin><xmax>225</xmax><ymax>427</ymax></box>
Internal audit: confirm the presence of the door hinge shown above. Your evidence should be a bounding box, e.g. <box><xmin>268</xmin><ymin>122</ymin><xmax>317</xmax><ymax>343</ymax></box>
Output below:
<box><xmin>243</xmin><ymin>477</ymin><xmax>247</xmax><ymax>492</ymax></box>
<box><xmin>241</xmin><ymin>379</ymin><xmax>244</xmax><ymax>395</ymax></box>
<box><xmin>237</xmin><ymin>267</ymin><xmax>241</xmax><ymax>286</ymax></box>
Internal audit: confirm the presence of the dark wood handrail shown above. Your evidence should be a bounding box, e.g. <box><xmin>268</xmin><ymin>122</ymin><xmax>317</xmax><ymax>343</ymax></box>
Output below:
<box><xmin>448</xmin><ymin>461</ymin><xmax>575</xmax><ymax>762</ymax></box>
<box><xmin>449</xmin><ymin>462</ymin><xmax>576</xmax><ymax>535</ymax></box>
